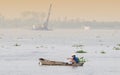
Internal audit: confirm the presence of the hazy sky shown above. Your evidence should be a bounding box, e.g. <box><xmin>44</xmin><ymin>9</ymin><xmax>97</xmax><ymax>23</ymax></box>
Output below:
<box><xmin>0</xmin><ymin>0</ymin><xmax>120</xmax><ymax>21</ymax></box>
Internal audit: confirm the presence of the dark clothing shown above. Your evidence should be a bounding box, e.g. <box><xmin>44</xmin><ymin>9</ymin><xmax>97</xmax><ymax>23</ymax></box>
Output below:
<box><xmin>73</xmin><ymin>56</ymin><xmax>79</xmax><ymax>63</ymax></box>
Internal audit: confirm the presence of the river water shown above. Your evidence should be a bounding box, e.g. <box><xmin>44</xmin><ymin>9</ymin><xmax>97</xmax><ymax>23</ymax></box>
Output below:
<box><xmin>0</xmin><ymin>29</ymin><xmax>120</xmax><ymax>75</ymax></box>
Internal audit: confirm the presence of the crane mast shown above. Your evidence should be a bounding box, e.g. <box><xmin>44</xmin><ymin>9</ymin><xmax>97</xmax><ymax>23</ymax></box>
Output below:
<box><xmin>43</xmin><ymin>3</ymin><xmax>52</xmax><ymax>30</ymax></box>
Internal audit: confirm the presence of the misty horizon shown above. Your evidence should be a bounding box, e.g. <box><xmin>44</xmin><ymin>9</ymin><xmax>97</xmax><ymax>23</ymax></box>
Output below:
<box><xmin>0</xmin><ymin>11</ymin><xmax>120</xmax><ymax>30</ymax></box>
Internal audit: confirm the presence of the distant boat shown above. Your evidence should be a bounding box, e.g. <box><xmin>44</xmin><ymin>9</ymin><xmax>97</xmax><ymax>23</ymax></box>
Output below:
<box><xmin>39</xmin><ymin>58</ymin><xmax>85</xmax><ymax>66</ymax></box>
<box><xmin>32</xmin><ymin>3</ymin><xmax>52</xmax><ymax>30</ymax></box>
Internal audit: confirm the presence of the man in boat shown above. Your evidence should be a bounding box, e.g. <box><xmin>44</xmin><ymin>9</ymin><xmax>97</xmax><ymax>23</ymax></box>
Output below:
<box><xmin>67</xmin><ymin>54</ymin><xmax>80</xmax><ymax>64</ymax></box>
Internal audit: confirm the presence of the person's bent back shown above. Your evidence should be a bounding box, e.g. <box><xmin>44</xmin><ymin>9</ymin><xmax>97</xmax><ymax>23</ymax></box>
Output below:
<box><xmin>72</xmin><ymin>55</ymin><xmax>79</xmax><ymax>63</ymax></box>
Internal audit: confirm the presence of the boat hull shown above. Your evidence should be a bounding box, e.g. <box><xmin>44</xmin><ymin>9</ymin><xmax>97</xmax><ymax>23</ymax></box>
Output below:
<box><xmin>39</xmin><ymin>58</ymin><xmax>84</xmax><ymax>66</ymax></box>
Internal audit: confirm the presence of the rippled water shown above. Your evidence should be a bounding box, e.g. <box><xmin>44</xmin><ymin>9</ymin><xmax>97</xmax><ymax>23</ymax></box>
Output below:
<box><xmin>0</xmin><ymin>29</ymin><xmax>120</xmax><ymax>75</ymax></box>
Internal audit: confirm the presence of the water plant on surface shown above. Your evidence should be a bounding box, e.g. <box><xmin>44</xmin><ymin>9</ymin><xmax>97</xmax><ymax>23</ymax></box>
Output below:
<box><xmin>113</xmin><ymin>44</ymin><xmax>120</xmax><ymax>50</ymax></box>
<box><xmin>72</xmin><ymin>44</ymin><xmax>84</xmax><ymax>48</ymax></box>
<box><xmin>36</xmin><ymin>46</ymin><xmax>39</xmax><ymax>48</ymax></box>
<box><xmin>100</xmin><ymin>51</ymin><xmax>106</xmax><ymax>54</ymax></box>
<box><xmin>76</xmin><ymin>50</ymin><xmax>87</xmax><ymax>53</ymax></box>
<box><xmin>79</xmin><ymin>57</ymin><xmax>86</xmax><ymax>63</ymax></box>
<box><xmin>113</xmin><ymin>47</ymin><xmax>120</xmax><ymax>50</ymax></box>
<box><xmin>14</xmin><ymin>43</ymin><xmax>21</xmax><ymax>46</ymax></box>
<box><xmin>117</xmin><ymin>44</ymin><xmax>120</xmax><ymax>46</ymax></box>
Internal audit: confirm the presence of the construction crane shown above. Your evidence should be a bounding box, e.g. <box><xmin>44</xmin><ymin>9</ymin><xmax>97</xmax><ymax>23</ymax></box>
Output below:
<box><xmin>32</xmin><ymin>3</ymin><xmax>52</xmax><ymax>30</ymax></box>
<box><xmin>43</xmin><ymin>3</ymin><xmax>52</xmax><ymax>30</ymax></box>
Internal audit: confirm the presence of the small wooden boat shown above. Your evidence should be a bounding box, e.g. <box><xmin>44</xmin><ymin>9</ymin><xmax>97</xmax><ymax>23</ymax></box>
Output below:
<box><xmin>39</xmin><ymin>58</ymin><xmax>84</xmax><ymax>66</ymax></box>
